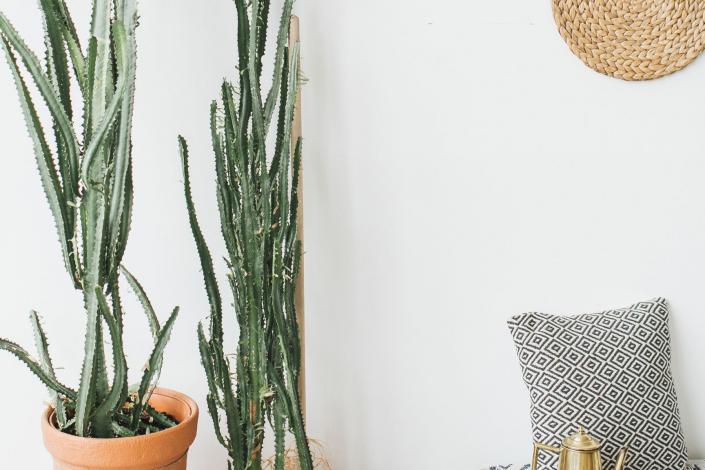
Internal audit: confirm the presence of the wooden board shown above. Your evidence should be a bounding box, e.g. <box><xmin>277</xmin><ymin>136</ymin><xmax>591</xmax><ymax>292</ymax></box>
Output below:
<box><xmin>289</xmin><ymin>15</ymin><xmax>306</xmax><ymax>417</ymax></box>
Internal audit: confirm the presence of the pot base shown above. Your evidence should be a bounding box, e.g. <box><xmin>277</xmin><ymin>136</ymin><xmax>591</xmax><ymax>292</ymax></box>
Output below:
<box><xmin>51</xmin><ymin>453</ymin><xmax>187</xmax><ymax>470</ymax></box>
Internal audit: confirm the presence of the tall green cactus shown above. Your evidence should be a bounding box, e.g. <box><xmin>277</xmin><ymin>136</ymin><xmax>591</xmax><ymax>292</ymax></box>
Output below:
<box><xmin>0</xmin><ymin>0</ymin><xmax>178</xmax><ymax>438</ymax></box>
<box><xmin>179</xmin><ymin>0</ymin><xmax>313</xmax><ymax>468</ymax></box>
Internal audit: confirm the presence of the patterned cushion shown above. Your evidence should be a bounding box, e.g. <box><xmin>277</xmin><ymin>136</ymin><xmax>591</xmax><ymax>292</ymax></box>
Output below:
<box><xmin>481</xmin><ymin>463</ymin><xmax>703</xmax><ymax>470</ymax></box>
<box><xmin>507</xmin><ymin>298</ymin><xmax>689</xmax><ymax>470</ymax></box>
<box><xmin>486</xmin><ymin>466</ymin><xmax>531</xmax><ymax>470</ymax></box>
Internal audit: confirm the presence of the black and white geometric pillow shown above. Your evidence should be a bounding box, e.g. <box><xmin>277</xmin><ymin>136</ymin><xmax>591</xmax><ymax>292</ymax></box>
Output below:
<box><xmin>482</xmin><ymin>463</ymin><xmax>703</xmax><ymax>470</ymax></box>
<box><xmin>508</xmin><ymin>298</ymin><xmax>689</xmax><ymax>470</ymax></box>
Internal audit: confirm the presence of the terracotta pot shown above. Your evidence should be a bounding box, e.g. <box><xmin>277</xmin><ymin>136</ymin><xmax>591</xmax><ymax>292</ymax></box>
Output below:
<box><xmin>41</xmin><ymin>388</ymin><xmax>199</xmax><ymax>470</ymax></box>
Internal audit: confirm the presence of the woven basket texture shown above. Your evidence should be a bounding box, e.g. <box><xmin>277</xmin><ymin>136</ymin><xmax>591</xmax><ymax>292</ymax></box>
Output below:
<box><xmin>552</xmin><ymin>0</ymin><xmax>705</xmax><ymax>80</ymax></box>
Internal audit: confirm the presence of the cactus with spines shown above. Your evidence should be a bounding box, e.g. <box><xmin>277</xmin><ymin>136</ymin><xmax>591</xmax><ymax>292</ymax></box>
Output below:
<box><xmin>0</xmin><ymin>0</ymin><xmax>178</xmax><ymax>438</ymax></box>
<box><xmin>179</xmin><ymin>0</ymin><xmax>313</xmax><ymax>468</ymax></box>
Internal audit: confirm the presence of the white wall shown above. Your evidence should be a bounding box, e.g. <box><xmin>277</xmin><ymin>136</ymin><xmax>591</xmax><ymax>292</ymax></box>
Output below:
<box><xmin>0</xmin><ymin>1</ymin><xmax>704</xmax><ymax>469</ymax></box>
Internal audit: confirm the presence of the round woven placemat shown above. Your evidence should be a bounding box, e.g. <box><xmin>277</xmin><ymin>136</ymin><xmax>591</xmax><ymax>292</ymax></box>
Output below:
<box><xmin>552</xmin><ymin>0</ymin><xmax>705</xmax><ymax>80</ymax></box>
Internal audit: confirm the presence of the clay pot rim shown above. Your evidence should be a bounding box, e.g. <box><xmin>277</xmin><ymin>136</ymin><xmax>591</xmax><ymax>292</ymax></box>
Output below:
<box><xmin>41</xmin><ymin>387</ymin><xmax>198</xmax><ymax>443</ymax></box>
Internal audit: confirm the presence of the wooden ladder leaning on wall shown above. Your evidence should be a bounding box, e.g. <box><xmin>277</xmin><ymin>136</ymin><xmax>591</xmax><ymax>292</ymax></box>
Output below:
<box><xmin>289</xmin><ymin>15</ymin><xmax>306</xmax><ymax>418</ymax></box>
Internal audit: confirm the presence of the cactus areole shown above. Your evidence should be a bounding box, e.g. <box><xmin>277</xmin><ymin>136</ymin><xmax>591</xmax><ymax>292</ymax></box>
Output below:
<box><xmin>179</xmin><ymin>0</ymin><xmax>314</xmax><ymax>469</ymax></box>
<box><xmin>0</xmin><ymin>0</ymin><xmax>191</xmax><ymax>451</ymax></box>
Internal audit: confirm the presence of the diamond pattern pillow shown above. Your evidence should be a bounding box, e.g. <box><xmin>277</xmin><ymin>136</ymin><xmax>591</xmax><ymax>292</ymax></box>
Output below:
<box><xmin>481</xmin><ymin>463</ymin><xmax>704</xmax><ymax>470</ymax></box>
<box><xmin>508</xmin><ymin>298</ymin><xmax>689</xmax><ymax>470</ymax></box>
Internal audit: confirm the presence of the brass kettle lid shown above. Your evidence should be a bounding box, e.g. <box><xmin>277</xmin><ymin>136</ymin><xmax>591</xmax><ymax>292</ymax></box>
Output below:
<box><xmin>562</xmin><ymin>427</ymin><xmax>601</xmax><ymax>451</ymax></box>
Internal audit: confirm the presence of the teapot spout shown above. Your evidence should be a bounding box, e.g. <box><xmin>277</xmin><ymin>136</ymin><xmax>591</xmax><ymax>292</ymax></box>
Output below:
<box><xmin>614</xmin><ymin>448</ymin><xmax>629</xmax><ymax>470</ymax></box>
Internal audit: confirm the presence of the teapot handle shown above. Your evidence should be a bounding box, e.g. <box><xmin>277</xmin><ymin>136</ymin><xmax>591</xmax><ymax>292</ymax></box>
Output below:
<box><xmin>531</xmin><ymin>443</ymin><xmax>561</xmax><ymax>470</ymax></box>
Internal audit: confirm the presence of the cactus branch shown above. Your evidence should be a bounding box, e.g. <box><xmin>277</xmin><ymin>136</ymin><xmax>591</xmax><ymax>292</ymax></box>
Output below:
<box><xmin>120</xmin><ymin>266</ymin><xmax>160</xmax><ymax>339</ymax></box>
<box><xmin>29</xmin><ymin>311</ymin><xmax>68</xmax><ymax>426</ymax></box>
<box><xmin>0</xmin><ymin>338</ymin><xmax>76</xmax><ymax>400</ymax></box>
<box><xmin>130</xmin><ymin>307</ymin><xmax>179</xmax><ymax>429</ymax></box>
<box><xmin>0</xmin><ymin>0</ymin><xmax>177</xmax><ymax>438</ymax></box>
<box><xmin>93</xmin><ymin>288</ymin><xmax>128</xmax><ymax>437</ymax></box>
<box><xmin>0</xmin><ymin>10</ymin><xmax>81</xmax><ymax>190</ymax></box>
<box><xmin>0</xmin><ymin>37</ymin><xmax>78</xmax><ymax>286</ymax></box>
<box><xmin>182</xmin><ymin>2</ymin><xmax>313</xmax><ymax>468</ymax></box>
<box><xmin>179</xmin><ymin>137</ymin><xmax>224</xmax><ymax>345</ymax></box>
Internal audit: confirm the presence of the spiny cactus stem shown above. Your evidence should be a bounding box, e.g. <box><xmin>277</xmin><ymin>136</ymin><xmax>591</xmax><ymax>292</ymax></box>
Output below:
<box><xmin>0</xmin><ymin>0</ymin><xmax>178</xmax><ymax>438</ymax></box>
<box><xmin>181</xmin><ymin>0</ymin><xmax>313</xmax><ymax>468</ymax></box>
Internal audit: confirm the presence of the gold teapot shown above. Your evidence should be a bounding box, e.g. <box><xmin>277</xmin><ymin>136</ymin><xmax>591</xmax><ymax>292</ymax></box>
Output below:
<box><xmin>531</xmin><ymin>427</ymin><xmax>628</xmax><ymax>470</ymax></box>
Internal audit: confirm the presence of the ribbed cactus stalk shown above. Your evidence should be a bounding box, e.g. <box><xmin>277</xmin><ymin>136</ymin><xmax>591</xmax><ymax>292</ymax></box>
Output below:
<box><xmin>0</xmin><ymin>0</ymin><xmax>178</xmax><ymax>438</ymax></box>
<box><xmin>179</xmin><ymin>0</ymin><xmax>313</xmax><ymax>468</ymax></box>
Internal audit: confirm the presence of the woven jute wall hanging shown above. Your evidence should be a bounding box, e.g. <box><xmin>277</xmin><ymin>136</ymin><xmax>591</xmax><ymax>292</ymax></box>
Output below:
<box><xmin>552</xmin><ymin>0</ymin><xmax>705</xmax><ymax>80</ymax></box>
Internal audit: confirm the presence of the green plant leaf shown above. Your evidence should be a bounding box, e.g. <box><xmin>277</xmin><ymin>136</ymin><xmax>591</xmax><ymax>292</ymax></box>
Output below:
<box><xmin>247</xmin><ymin>0</ymin><xmax>266</xmax><ymax>148</ymax></box>
<box><xmin>146</xmin><ymin>405</ymin><xmax>177</xmax><ymax>428</ymax></box>
<box><xmin>120</xmin><ymin>266</ymin><xmax>160</xmax><ymax>340</ymax></box>
<box><xmin>130</xmin><ymin>306</ymin><xmax>179</xmax><ymax>429</ymax></box>
<box><xmin>210</xmin><ymin>101</ymin><xmax>238</xmax><ymax>261</ymax></box>
<box><xmin>263</xmin><ymin>0</ymin><xmax>294</xmax><ymax>131</ymax></box>
<box><xmin>80</xmin><ymin>20</ymin><xmax>131</xmax><ymax>186</ymax></box>
<box><xmin>111</xmin><ymin>420</ymin><xmax>135</xmax><ymax>437</ymax></box>
<box><xmin>0</xmin><ymin>337</ymin><xmax>76</xmax><ymax>400</ymax></box>
<box><xmin>110</xmin><ymin>159</ymin><xmax>134</xmax><ymax>279</ymax></box>
<box><xmin>198</xmin><ymin>323</ymin><xmax>233</xmax><ymax>452</ymax></box>
<box><xmin>179</xmin><ymin>136</ymin><xmax>224</xmax><ymax>344</ymax></box>
<box><xmin>273</xmin><ymin>397</ymin><xmax>286</xmax><ymax>470</ymax></box>
<box><xmin>52</xmin><ymin>0</ymin><xmax>86</xmax><ymax>94</ymax></box>
<box><xmin>198</xmin><ymin>323</ymin><xmax>222</xmax><ymax>407</ymax></box>
<box><xmin>39</xmin><ymin>0</ymin><xmax>72</xmax><ymax>118</ymax></box>
<box><xmin>206</xmin><ymin>393</ymin><xmax>228</xmax><ymax>448</ymax></box>
<box><xmin>0</xmin><ymin>9</ymin><xmax>81</xmax><ymax>193</ymax></box>
<box><xmin>39</xmin><ymin>0</ymin><xmax>79</xmax><ymax>211</ymax></box>
<box><xmin>87</xmin><ymin>0</ymin><xmax>112</xmax><ymax>125</ymax></box>
<box><xmin>106</xmin><ymin>6</ymin><xmax>137</xmax><ymax>278</ymax></box>
<box><xmin>93</xmin><ymin>287</ymin><xmax>128</xmax><ymax>437</ymax></box>
<box><xmin>75</xmin><ymin>198</ymin><xmax>106</xmax><ymax>436</ymax></box>
<box><xmin>29</xmin><ymin>311</ymin><xmax>67</xmax><ymax>426</ymax></box>
<box><xmin>0</xmin><ymin>37</ymin><xmax>78</xmax><ymax>286</ymax></box>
